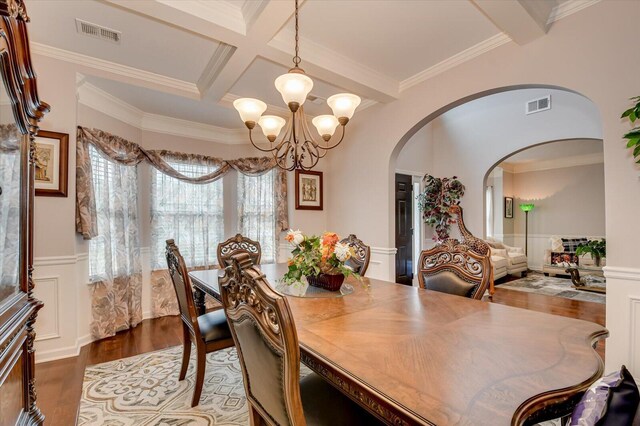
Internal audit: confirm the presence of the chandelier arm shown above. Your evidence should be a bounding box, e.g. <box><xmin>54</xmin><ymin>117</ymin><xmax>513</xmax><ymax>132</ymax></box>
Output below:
<box><xmin>248</xmin><ymin>129</ymin><xmax>280</xmax><ymax>153</ymax></box>
<box><xmin>302</xmin><ymin>139</ymin><xmax>321</xmax><ymax>169</ymax></box>
<box><xmin>319</xmin><ymin>125</ymin><xmax>347</xmax><ymax>151</ymax></box>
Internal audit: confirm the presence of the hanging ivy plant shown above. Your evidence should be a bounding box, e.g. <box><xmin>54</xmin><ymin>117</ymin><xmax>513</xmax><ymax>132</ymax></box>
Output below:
<box><xmin>417</xmin><ymin>174</ymin><xmax>465</xmax><ymax>242</ymax></box>
<box><xmin>622</xmin><ymin>96</ymin><xmax>640</xmax><ymax>163</ymax></box>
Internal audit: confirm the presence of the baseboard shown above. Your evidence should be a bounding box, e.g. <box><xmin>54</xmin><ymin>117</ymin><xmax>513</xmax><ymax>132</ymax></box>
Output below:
<box><xmin>35</xmin><ymin>310</ymin><xmax>156</xmax><ymax>364</ymax></box>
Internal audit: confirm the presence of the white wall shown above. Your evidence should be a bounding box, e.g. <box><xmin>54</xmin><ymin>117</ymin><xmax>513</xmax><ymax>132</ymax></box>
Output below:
<box><xmin>325</xmin><ymin>1</ymin><xmax>640</xmax><ymax>374</ymax></box>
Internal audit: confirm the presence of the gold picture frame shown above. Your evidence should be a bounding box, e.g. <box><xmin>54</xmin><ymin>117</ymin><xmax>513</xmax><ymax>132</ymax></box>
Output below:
<box><xmin>34</xmin><ymin>130</ymin><xmax>68</xmax><ymax>197</ymax></box>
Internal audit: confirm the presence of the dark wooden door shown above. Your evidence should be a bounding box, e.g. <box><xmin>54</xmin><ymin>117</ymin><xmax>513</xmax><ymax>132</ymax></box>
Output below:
<box><xmin>395</xmin><ymin>174</ymin><xmax>413</xmax><ymax>285</ymax></box>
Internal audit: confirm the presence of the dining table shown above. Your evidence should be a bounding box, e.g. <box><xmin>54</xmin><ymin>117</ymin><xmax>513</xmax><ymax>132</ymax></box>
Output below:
<box><xmin>189</xmin><ymin>263</ymin><xmax>608</xmax><ymax>426</ymax></box>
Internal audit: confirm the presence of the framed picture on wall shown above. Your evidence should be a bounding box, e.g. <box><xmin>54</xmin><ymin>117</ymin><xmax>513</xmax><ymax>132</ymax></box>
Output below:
<box><xmin>295</xmin><ymin>169</ymin><xmax>323</xmax><ymax>210</ymax></box>
<box><xmin>34</xmin><ymin>130</ymin><xmax>69</xmax><ymax>197</ymax></box>
<box><xmin>504</xmin><ymin>197</ymin><xmax>514</xmax><ymax>218</ymax></box>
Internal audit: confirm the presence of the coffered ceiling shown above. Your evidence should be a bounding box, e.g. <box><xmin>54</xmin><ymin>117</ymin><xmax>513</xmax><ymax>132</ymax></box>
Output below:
<box><xmin>26</xmin><ymin>0</ymin><xmax>601</xmax><ymax>131</ymax></box>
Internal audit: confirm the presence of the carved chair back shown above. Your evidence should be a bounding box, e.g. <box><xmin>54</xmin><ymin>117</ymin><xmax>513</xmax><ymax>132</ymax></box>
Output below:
<box><xmin>217</xmin><ymin>233</ymin><xmax>262</xmax><ymax>267</ymax></box>
<box><xmin>417</xmin><ymin>242</ymin><xmax>492</xmax><ymax>299</ymax></box>
<box><xmin>339</xmin><ymin>234</ymin><xmax>371</xmax><ymax>276</ymax></box>
<box><xmin>165</xmin><ymin>239</ymin><xmax>199</xmax><ymax>332</ymax></box>
<box><xmin>220</xmin><ymin>253</ymin><xmax>306</xmax><ymax>426</ymax></box>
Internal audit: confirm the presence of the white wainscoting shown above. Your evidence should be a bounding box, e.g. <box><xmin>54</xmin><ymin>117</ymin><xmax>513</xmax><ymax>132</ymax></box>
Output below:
<box><xmin>604</xmin><ymin>266</ymin><xmax>640</xmax><ymax>376</ymax></box>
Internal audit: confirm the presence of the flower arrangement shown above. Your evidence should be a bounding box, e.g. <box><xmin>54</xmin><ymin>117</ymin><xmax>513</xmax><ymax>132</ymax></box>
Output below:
<box><xmin>282</xmin><ymin>230</ymin><xmax>359</xmax><ymax>287</ymax></box>
<box><xmin>417</xmin><ymin>174</ymin><xmax>465</xmax><ymax>242</ymax></box>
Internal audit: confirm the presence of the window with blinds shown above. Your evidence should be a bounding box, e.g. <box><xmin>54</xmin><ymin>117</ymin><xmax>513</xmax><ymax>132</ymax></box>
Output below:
<box><xmin>150</xmin><ymin>161</ymin><xmax>224</xmax><ymax>270</ymax></box>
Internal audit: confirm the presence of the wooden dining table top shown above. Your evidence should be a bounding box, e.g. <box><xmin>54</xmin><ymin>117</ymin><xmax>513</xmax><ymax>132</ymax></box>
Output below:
<box><xmin>189</xmin><ymin>264</ymin><xmax>608</xmax><ymax>425</ymax></box>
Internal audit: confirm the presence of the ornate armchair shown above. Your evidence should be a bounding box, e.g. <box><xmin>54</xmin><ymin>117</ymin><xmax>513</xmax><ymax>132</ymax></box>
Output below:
<box><xmin>217</xmin><ymin>233</ymin><xmax>261</xmax><ymax>267</ymax></box>
<box><xmin>219</xmin><ymin>253</ymin><xmax>383</xmax><ymax>426</ymax></box>
<box><xmin>339</xmin><ymin>234</ymin><xmax>371</xmax><ymax>276</ymax></box>
<box><xmin>418</xmin><ymin>206</ymin><xmax>493</xmax><ymax>299</ymax></box>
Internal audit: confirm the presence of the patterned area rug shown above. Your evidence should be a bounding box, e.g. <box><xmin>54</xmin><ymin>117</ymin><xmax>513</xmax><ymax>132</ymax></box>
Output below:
<box><xmin>78</xmin><ymin>344</ymin><xmax>562</xmax><ymax>425</ymax></box>
<box><xmin>498</xmin><ymin>273</ymin><xmax>605</xmax><ymax>304</ymax></box>
<box><xmin>79</xmin><ymin>346</ymin><xmax>312</xmax><ymax>425</ymax></box>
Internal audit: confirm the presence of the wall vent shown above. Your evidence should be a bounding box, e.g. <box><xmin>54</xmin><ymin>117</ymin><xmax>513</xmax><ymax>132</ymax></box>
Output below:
<box><xmin>75</xmin><ymin>19</ymin><xmax>121</xmax><ymax>44</ymax></box>
<box><xmin>526</xmin><ymin>95</ymin><xmax>551</xmax><ymax>115</ymax></box>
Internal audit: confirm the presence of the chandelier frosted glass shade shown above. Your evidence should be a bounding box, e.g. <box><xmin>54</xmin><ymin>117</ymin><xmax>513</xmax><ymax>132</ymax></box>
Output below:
<box><xmin>258</xmin><ymin>115</ymin><xmax>286</xmax><ymax>142</ymax></box>
<box><xmin>274</xmin><ymin>72</ymin><xmax>314</xmax><ymax>109</ymax></box>
<box><xmin>233</xmin><ymin>98</ymin><xmax>267</xmax><ymax>126</ymax></box>
<box><xmin>312</xmin><ymin>115</ymin><xmax>340</xmax><ymax>141</ymax></box>
<box><xmin>327</xmin><ymin>93</ymin><xmax>361</xmax><ymax>122</ymax></box>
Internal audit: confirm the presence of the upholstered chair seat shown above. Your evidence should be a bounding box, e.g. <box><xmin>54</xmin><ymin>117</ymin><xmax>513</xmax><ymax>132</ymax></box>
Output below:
<box><xmin>300</xmin><ymin>373</ymin><xmax>382</xmax><ymax>425</ymax></box>
<box><xmin>196</xmin><ymin>310</ymin><xmax>232</xmax><ymax>343</ymax></box>
<box><xmin>420</xmin><ymin>270</ymin><xmax>477</xmax><ymax>298</ymax></box>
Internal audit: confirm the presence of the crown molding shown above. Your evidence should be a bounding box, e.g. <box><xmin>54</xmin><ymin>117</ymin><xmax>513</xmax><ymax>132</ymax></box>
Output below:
<box><xmin>399</xmin><ymin>33</ymin><xmax>512</xmax><ymax>92</ymax></box>
<box><xmin>78</xmin><ymin>82</ymin><xmax>248</xmax><ymax>144</ymax></box>
<box><xmin>502</xmin><ymin>152</ymin><xmax>604</xmax><ymax>174</ymax></box>
<box><xmin>160</xmin><ymin>0</ymin><xmax>246</xmax><ymax>35</ymax></box>
<box><xmin>197</xmin><ymin>43</ymin><xmax>236</xmax><ymax>94</ymax></box>
<box><xmin>547</xmin><ymin>0</ymin><xmax>601</xmax><ymax>24</ymax></box>
<box><xmin>31</xmin><ymin>42</ymin><xmax>200</xmax><ymax>99</ymax></box>
<box><xmin>242</xmin><ymin>0</ymin><xmax>268</xmax><ymax>32</ymax></box>
<box><xmin>268</xmin><ymin>29</ymin><xmax>399</xmax><ymax>99</ymax></box>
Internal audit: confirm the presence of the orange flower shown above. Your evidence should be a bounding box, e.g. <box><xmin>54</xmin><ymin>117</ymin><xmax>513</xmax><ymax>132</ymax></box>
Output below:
<box><xmin>321</xmin><ymin>232</ymin><xmax>339</xmax><ymax>247</ymax></box>
<box><xmin>321</xmin><ymin>244</ymin><xmax>334</xmax><ymax>261</ymax></box>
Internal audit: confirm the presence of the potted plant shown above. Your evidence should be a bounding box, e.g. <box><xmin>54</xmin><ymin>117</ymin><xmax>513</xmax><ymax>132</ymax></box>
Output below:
<box><xmin>575</xmin><ymin>239</ymin><xmax>606</xmax><ymax>267</ymax></box>
<box><xmin>622</xmin><ymin>96</ymin><xmax>640</xmax><ymax>163</ymax></box>
<box><xmin>417</xmin><ymin>174</ymin><xmax>465</xmax><ymax>241</ymax></box>
<box><xmin>282</xmin><ymin>230</ymin><xmax>359</xmax><ymax>291</ymax></box>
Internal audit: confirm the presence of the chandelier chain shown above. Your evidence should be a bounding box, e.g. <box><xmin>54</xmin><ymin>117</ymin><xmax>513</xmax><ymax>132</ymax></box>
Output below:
<box><xmin>293</xmin><ymin>0</ymin><xmax>301</xmax><ymax>67</ymax></box>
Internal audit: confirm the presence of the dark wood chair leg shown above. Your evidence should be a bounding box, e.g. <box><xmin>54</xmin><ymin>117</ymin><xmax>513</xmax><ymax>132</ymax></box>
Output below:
<box><xmin>179</xmin><ymin>325</ymin><xmax>191</xmax><ymax>381</ymax></box>
<box><xmin>191</xmin><ymin>344</ymin><xmax>207</xmax><ymax>407</ymax></box>
<box><xmin>194</xmin><ymin>288</ymin><xmax>206</xmax><ymax>316</ymax></box>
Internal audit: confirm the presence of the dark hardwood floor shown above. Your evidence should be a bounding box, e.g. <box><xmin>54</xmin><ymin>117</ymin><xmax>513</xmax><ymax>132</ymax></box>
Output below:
<box><xmin>35</xmin><ymin>287</ymin><xmax>606</xmax><ymax>426</ymax></box>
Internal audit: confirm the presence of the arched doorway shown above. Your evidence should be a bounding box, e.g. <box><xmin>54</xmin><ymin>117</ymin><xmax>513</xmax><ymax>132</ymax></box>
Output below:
<box><xmin>390</xmin><ymin>86</ymin><xmax>602</xmax><ymax>285</ymax></box>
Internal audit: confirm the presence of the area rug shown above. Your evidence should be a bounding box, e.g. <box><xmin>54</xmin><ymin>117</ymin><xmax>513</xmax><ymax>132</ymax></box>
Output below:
<box><xmin>498</xmin><ymin>273</ymin><xmax>605</xmax><ymax>304</ymax></box>
<box><xmin>78</xmin><ymin>346</ymin><xmax>313</xmax><ymax>425</ymax></box>
<box><xmin>78</xmin><ymin>343</ymin><xmax>561</xmax><ymax>425</ymax></box>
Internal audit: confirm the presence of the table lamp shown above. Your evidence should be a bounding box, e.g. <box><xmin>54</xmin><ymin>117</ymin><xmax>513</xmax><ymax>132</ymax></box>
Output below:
<box><xmin>519</xmin><ymin>203</ymin><xmax>535</xmax><ymax>256</ymax></box>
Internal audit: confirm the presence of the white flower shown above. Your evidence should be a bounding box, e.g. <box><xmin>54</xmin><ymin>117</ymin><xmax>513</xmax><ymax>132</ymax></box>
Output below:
<box><xmin>334</xmin><ymin>242</ymin><xmax>352</xmax><ymax>262</ymax></box>
<box><xmin>286</xmin><ymin>229</ymin><xmax>304</xmax><ymax>246</ymax></box>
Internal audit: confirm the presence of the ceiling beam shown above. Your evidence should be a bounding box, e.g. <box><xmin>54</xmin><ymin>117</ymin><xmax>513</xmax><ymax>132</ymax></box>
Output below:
<box><xmin>471</xmin><ymin>0</ymin><xmax>554</xmax><ymax>45</ymax></box>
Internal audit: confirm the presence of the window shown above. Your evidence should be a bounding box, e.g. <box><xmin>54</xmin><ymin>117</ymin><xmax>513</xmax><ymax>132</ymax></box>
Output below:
<box><xmin>486</xmin><ymin>185</ymin><xmax>494</xmax><ymax>238</ymax></box>
<box><xmin>238</xmin><ymin>170</ymin><xmax>277</xmax><ymax>263</ymax></box>
<box><xmin>88</xmin><ymin>145</ymin><xmax>140</xmax><ymax>282</ymax></box>
<box><xmin>150</xmin><ymin>161</ymin><xmax>224</xmax><ymax>270</ymax></box>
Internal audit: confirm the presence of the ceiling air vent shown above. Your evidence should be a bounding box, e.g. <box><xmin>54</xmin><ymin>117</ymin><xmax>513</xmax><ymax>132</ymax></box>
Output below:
<box><xmin>526</xmin><ymin>95</ymin><xmax>551</xmax><ymax>115</ymax></box>
<box><xmin>306</xmin><ymin>94</ymin><xmax>325</xmax><ymax>105</ymax></box>
<box><xmin>75</xmin><ymin>19</ymin><xmax>121</xmax><ymax>44</ymax></box>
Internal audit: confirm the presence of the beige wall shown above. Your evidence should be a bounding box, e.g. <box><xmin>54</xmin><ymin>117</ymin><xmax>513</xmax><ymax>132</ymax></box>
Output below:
<box><xmin>325</xmin><ymin>1</ymin><xmax>640</xmax><ymax>373</ymax></box>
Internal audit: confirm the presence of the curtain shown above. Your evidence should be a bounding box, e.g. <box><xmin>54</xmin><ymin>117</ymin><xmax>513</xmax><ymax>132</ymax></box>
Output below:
<box><xmin>87</xmin><ymin>145</ymin><xmax>142</xmax><ymax>340</ymax></box>
<box><xmin>0</xmin><ymin>125</ymin><xmax>20</xmax><ymax>294</ymax></box>
<box><xmin>486</xmin><ymin>186</ymin><xmax>494</xmax><ymax>238</ymax></box>
<box><xmin>238</xmin><ymin>169</ymin><xmax>277</xmax><ymax>263</ymax></box>
<box><xmin>150</xmin><ymin>156</ymin><xmax>224</xmax><ymax>317</ymax></box>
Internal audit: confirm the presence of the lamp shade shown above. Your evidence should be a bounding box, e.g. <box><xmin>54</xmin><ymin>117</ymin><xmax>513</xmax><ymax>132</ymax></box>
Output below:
<box><xmin>327</xmin><ymin>93</ymin><xmax>361</xmax><ymax>120</ymax></box>
<box><xmin>312</xmin><ymin>115</ymin><xmax>339</xmax><ymax>141</ymax></box>
<box><xmin>519</xmin><ymin>203</ymin><xmax>535</xmax><ymax>212</ymax></box>
<box><xmin>233</xmin><ymin>98</ymin><xmax>267</xmax><ymax>124</ymax></box>
<box><xmin>274</xmin><ymin>72</ymin><xmax>314</xmax><ymax>107</ymax></box>
<box><xmin>258</xmin><ymin>115</ymin><xmax>286</xmax><ymax>141</ymax></box>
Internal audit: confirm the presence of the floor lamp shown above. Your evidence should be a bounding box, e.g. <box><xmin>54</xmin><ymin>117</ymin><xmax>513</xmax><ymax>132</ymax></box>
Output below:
<box><xmin>519</xmin><ymin>204</ymin><xmax>535</xmax><ymax>256</ymax></box>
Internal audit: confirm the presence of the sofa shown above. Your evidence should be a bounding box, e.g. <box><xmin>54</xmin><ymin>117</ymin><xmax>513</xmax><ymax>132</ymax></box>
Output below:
<box><xmin>485</xmin><ymin>238</ymin><xmax>528</xmax><ymax>278</ymax></box>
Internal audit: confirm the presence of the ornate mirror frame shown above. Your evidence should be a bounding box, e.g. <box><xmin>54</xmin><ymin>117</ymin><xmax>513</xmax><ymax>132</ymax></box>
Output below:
<box><xmin>0</xmin><ymin>0</ymin><xmax>49</xmax><ymax>424</ymax></box>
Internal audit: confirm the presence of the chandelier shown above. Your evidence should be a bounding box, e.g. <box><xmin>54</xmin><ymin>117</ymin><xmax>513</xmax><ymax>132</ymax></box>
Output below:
<box><xmin>232</xmin><ymin>0</ymin><xmax>361</xmax><ymax>171</ymax></box>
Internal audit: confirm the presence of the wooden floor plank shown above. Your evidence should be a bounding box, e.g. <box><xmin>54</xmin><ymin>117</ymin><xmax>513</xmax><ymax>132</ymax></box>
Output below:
<box><xmin>35</xmin><ymin>286</ymin><xmax>606</xmax><ymax>426</ymax></box>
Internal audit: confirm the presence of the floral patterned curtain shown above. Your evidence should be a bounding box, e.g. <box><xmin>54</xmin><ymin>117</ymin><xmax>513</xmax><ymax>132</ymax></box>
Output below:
<box><xmin>75</xmin><ymin>126</ymin><xmax>290</xmax><ymax>321</ymax></box>
<box><xmin>87</xmin><ymin>145</ymin><xmax>142</xmax><ymax>340</ymax></box>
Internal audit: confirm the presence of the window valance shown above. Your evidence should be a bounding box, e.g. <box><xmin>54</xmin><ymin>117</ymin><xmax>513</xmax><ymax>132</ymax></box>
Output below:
<box><xmin>75</xmin><ymin>126</ymin><xmax>289</xmax><ymax>239</ymax></box>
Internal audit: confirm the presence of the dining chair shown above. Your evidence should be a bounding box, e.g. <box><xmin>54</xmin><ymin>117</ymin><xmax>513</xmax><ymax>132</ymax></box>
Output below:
<box><xmin>217</xmin><ymin>233</ymin><xmax>261</xmax><ymax>267</ymax></box>
<box><xmin>219</xmin><ymin>253</ymin><xmax>384</xmax><ymax>426</ymax></box>
<box><xmin>339</xmin><ymin>234</ymin><xmax>371</xmax><ymax>276</ymax></box>
<box><xmin>165</xmin><ymin>239</ymin><xmax>235</xmax><ymax>407</ymax></box>
<box><xmin>417</xmin><ymin>206</ymin><xmax>493</xmax><ymax>300</ymax></box>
